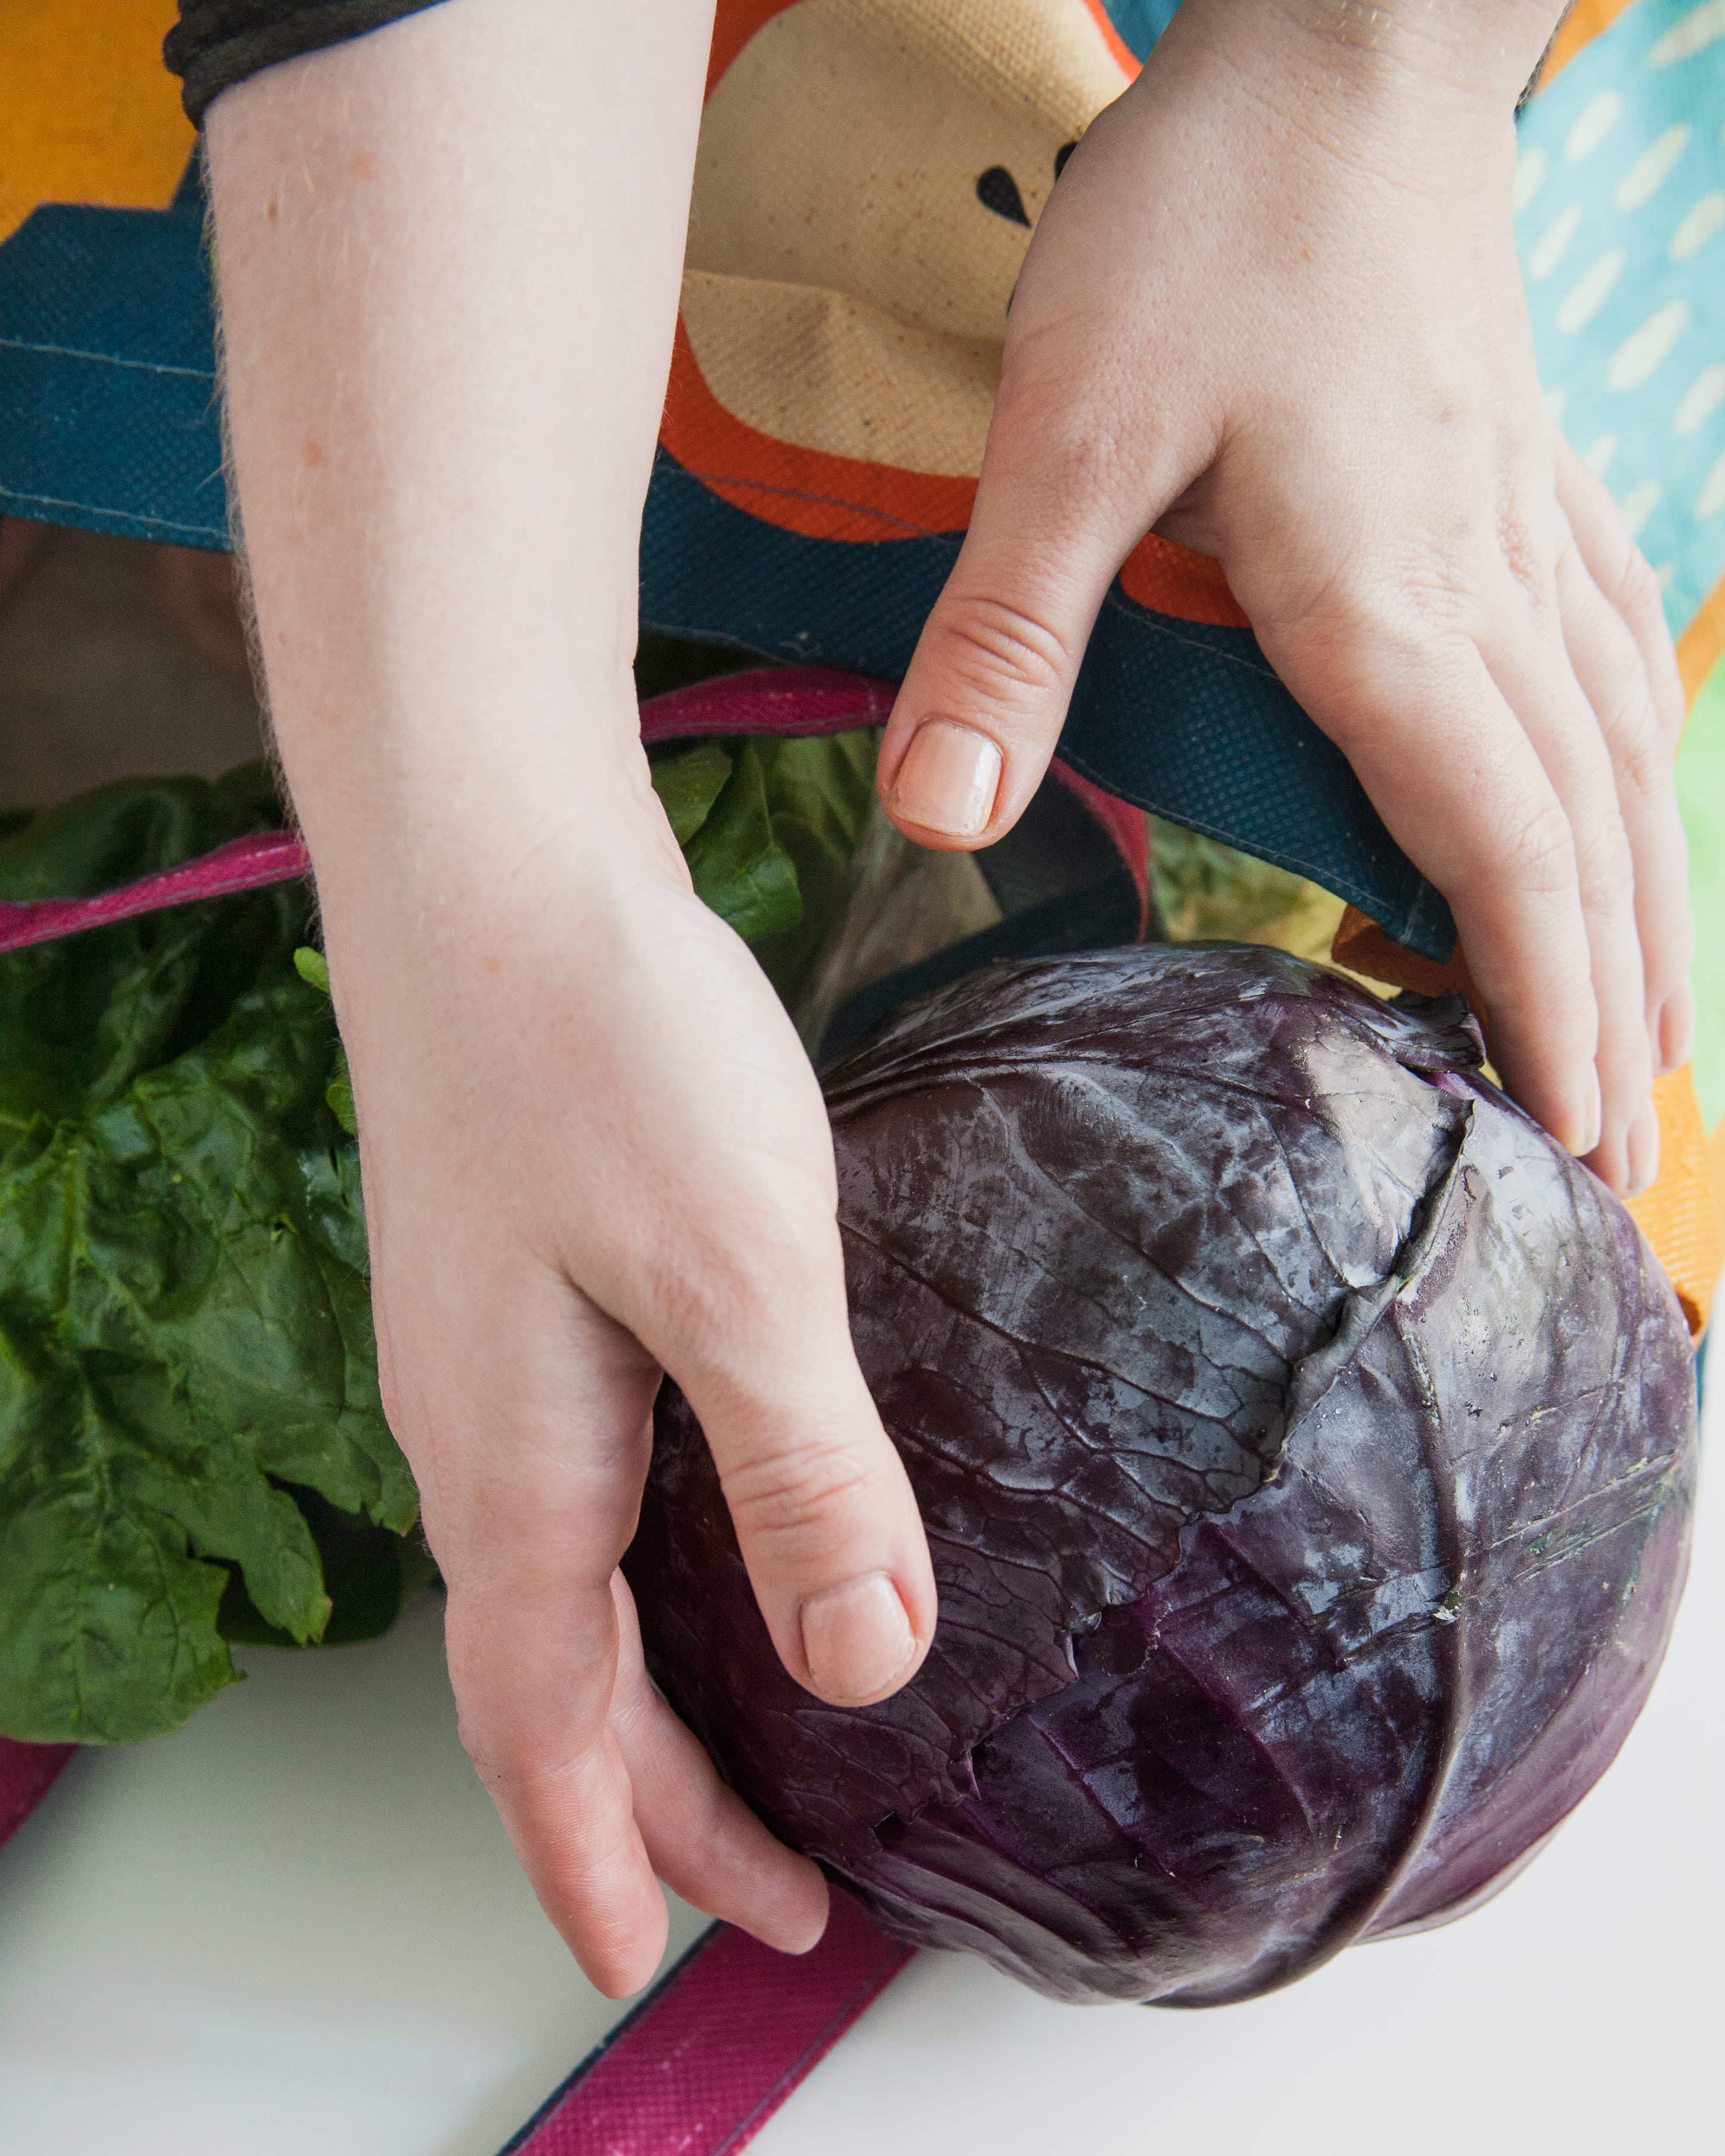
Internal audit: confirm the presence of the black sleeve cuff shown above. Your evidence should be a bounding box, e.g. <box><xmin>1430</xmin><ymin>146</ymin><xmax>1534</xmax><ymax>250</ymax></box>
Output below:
<box><xmin>164</xmin><ymin>1</ymin><xmax>451</xmax><ymax>125</ymax></box>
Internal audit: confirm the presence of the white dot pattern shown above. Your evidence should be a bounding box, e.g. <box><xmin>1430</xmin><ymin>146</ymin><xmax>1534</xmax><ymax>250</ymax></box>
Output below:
<box><xmin>1674</xmin><ymin>361</ymin><xmax>1725</xmax><ymax>431</ymax></box>
<box><xmin>1519</xmin><ymin>0</ymin><xmax>1725</xmax><ymax>643</ymax></box>
<box><xmin>1668</xmin><ymin>188</ymin><xmax>1725</xmax><ymax>258</ymax></box>
<box><xmin>1531</xmin><ymin>201</ymin><xmax>1584</xmax><ymax>280</ymax></box>
<box><xmin>1615</xmin><ymin>120</ymin><xmax>1692</xmax><ymax>207</ymax></box>
<box><xmin>1649</xmin><ymin>1</ymin><xmax>1725</xmax><ymax>68</ymax></box>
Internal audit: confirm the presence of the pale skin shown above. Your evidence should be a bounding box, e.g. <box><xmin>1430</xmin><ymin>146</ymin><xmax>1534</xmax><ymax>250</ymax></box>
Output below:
<box><xmin>206</xmin><ymin>0</ymin><xmax>1692</xmax><ymax>1997</ymax></box>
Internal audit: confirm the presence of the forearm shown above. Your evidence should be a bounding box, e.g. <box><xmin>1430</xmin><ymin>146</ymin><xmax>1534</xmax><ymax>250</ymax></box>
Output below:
<box><xmin>206</xmin><ymin>0</ymin><xmax>716</xmax><ymax>931</ymax></box>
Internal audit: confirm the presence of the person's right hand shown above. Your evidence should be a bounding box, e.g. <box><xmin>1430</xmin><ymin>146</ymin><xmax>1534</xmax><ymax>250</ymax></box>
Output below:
<box><xmin>323</xmin><ymin>747</ymin><xmax>935</xmax><ymax>1997</ymax></box>
<box><xmin>205</xmin><ymin>0</ymin><xmax>935</xmax><ymax>1996</ymax></box>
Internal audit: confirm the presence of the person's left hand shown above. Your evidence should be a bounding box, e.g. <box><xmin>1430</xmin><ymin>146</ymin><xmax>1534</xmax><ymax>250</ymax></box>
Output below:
<box><xmin>876</xmin><ymin>0</ymin><xmax>1692</xmax><ymax>1200</ymax></box>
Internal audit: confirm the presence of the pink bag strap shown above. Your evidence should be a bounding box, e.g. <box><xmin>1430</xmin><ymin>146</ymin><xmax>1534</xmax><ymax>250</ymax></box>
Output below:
<box><xmin>0</xmin><ymin>1737</ymin><xmax>74</xmax><ymax>1850</ymax></box>
<box><xmin>498</xmin><ymin>1893</ymin><xmax>911</xmax><ymax>2156</ymax></box>
<box><xmin>0</xmin><ymin>1730</ymin><xmax>905</xmax><ymax>2154</ymax></box>
<box><xmin>0</xmin><ymin>667</ymin><xmax>1149</xmax><ymax>955</ymax></box>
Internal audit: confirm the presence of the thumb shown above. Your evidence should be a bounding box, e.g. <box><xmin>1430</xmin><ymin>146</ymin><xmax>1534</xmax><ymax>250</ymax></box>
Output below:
<box><xmin>653</xmin><ymin>1215</ymin><xmax>938</xmax><ymax>1711</ymax></box>
<box><xmin>878</xmin><ymin>381</ymin><xmax>1195</xmax><ymax>852</ymax></box>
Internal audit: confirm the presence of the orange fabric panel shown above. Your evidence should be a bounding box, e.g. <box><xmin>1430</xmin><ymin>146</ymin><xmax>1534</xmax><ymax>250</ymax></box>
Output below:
<box><xmin>1678</xmin><ymin>580</ymin><xmax>1725</xmax><ymax>704</ymax></box>
<box><xmin>1077</xmin><ymin>0</ymin><xmax>1141</xmax><ymax>79</ymax></box>
<box><xmin>1330</xmin><ymin>905</ymin><xmax>1483</xmax><ymax>1016</ymax></box>
<box><xmin>1540</xmin><ymin>0</ymin><xmax>1640</xmax><ymax>86</ymax></box>
<box><xmin>707</xmin><ymin>0</ymin><xmax>801</xmax><ymax>98</ymax></box>
<box><xmin>0</xmin><ymin>0</ymin><xmax>192</xmax><ymax>246</ymax></box>
<box><xmin>662</xmin><ymin>316</ymin><xmax>980</xmax><ymax>540</ymax></box>
<box><xmin>1626</xmin><ymin>1067</ymin><xmax>1724</xmax><ymax>1340</ymax></box>
<box><xmin>1333</xmin><ymin>903</ymin><xmax>1721</xmax><ymax>1340</ymax></box>
<box><xmin>1118</xmin><ymin>534</ymin><xmax>1251</xmax><ymax>628</ymax></box>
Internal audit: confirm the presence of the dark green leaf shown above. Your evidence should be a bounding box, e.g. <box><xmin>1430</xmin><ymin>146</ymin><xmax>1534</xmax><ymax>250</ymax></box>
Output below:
<box><xmin>0</xmin><ymin>730</ymin><xmax>883</xmax><ymax>1744</ymax></box>
<box><xmin>743</xmin><ymin>733</ymin><xmax>880</xmax><ymax>1011</ymax></box>
<box><xmin>682</xmin><ymin>739</ymin><xmax>804</xmax><ymax>944</ymax></box>
<box><xmin>649</xmin><ymin>742</ymin><xmax>733</xmax><ymax>848</ymax></box>
<box><xmin>1150</xmin><ymin>817</ymin><xmax>1310</xmax><ymax>945</ymax></box>
<box><xmin>0</xmin><ymin>770</ymin><xmax>411</xmax><ymax>1743</ymax></box>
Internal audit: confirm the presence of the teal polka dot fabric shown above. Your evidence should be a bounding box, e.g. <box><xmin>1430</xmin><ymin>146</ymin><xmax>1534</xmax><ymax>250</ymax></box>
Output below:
<box><xmin>1516</xmin><ymin>0</ymin><xmax>1725</xmax><ymax>645</ymax></box>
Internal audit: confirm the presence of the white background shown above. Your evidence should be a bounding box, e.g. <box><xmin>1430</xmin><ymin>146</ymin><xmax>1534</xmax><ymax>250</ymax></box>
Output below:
<box><xmin>1</xmin><ymin>1363</ymin><xmax>1718</xmax><ymax>2156</ymax></box>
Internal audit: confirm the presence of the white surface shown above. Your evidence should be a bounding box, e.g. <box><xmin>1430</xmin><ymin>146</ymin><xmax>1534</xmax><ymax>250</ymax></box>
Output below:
<box><xmin>0</xmin><ymin>1594</ymin><xmax>708</xmax><ymax>2156</ymax></box>
<box><xmin>1</xmin><ymin>1363</ymin><xmax>1720</xmax><ymax>2156</ymax></box>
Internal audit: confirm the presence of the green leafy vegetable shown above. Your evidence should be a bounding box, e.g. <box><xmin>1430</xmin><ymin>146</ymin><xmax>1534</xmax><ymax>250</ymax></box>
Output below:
<box><xmin>1150</xmin><ymin>817</ymin><xmax>1312</xmax><ymax>945</ymax></box>
<box><xmin>675</xmin><ymin>740</ymin><xmax>803</xmax><ymax>944</ymax></box>
<box><xmin>0</xmin><ymin>772</ymin><xmax>409</xmax><ymax>1741</ymax></box>
<box><xmin>650</xmin><ymin>741</ymin><xmax>733</xmax><ymax>848</ymax></box>
<box><xmin>0</xmin><ymin>733</ymin><xmax>882</xmax><ymax>1744</ymax></box>
<box><xmin>293</xmin><ymin>948</ymin><xmax>358</xmax><ymax>1136</ymax></box>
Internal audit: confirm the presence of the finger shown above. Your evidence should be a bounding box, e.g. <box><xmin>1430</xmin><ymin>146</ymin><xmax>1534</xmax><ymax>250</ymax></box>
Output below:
<box><xmin>1259</xmin><ymin>615</ymin><xmax>1601</xmax><ymax>1156</ymax></box>
<box><xmin>1480</xmin><ymin>597</ymin><xmax>1654</xmax><ymax>1196</ymax></box>
<box><xmin>609</xmin><ymin>1572</ymin><xmax>829</xmax><ymax>1954</ymax></box>
<box><xmin>1552</xmin><ymin>435</ymin><xmax>1696</xmax><ymax>1076</ymax></box>
<box><xmin>1552</xmin><ymin>431</ymin><xmax>1686</xmax><ymax>747</ymax></box>
<box><xmin>390</xmin><ymin>1258</ymin><xmax>670</xmax><ymax>1998</ymax></box>
<box><xmin>878</xmin><ymin>368</ymin><xmax>1197</xmax><ymax>853</ymax></box>
<box><xmin>1551</xmin><ymin>527</ymin><xmax>1694</xmax><ymax>1085</ymax></box>
<box><xmin>637</xmin><ymin>1195</ymin><xmax>937</xmax><ymax>1712</ymax></box>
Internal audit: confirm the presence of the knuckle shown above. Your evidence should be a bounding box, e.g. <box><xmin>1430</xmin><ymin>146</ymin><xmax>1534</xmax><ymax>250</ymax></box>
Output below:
<box><xmin>1611</xmin><ymin>710</ymin><xmax>1675</xmax><ymax>811</ymax></box>
<box><xmin>720</xmin><ymin>1437</ymin><xmax>881</xmax><ymax>1548</ymax></box>
<box><xmin>1262</xmin><ymin>585</ymin><xmax>1431</xmax><ymax>710</ymax></box>
<box><xmin>931</xmin><ymin>592</ymin><xmax>1074</xmax><ymax>704</ymax></box>
<box><xmin>1510</xmin><ymin>799</ymin><xmax>1580</xmax><ymax>898</ymax></box>
<box><xmin>457</xmin><ymin>1716</ymin><xmax>570</xmax><ymax>1796</ymax></box>
<box><xmin>648</xmin><ymin>1205</ymin><xmax>842</xmax><ymax>1371</ymax></box>
<box><xmin>1567</xmin><ymin>799</ymin><xmax>1634</xmax><ymax>898</ymax></box>
<box><xmin>1605</xmin><ymin>535</ymin><xmax>1665</xmax><ymax>635</ymax></box>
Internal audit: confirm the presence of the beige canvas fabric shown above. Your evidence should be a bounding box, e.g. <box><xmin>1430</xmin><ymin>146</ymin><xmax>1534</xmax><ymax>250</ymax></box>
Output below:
<box><xmin>682</xmin><ymin>0</ymin><xmax>1132</xmax><ymax>477</ymax></box>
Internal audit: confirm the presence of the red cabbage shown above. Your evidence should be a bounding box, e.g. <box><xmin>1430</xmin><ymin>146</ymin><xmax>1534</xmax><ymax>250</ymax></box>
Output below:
<box><xmin>627</xmin><ymin>947</ymin><xmax>1697</xmax><ymax>2004</ymax></box>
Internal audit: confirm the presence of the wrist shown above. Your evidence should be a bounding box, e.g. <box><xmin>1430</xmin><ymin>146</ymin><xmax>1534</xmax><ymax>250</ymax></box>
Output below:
<box><xmin>1262</xmin><ymin>0</ymin><xmax>1563</xmax><ymax>110</ymax></box>
<box><xmin>279</xmin><ymin>684</ymin><xmax>679</xmax><ymax>961</ymax></box>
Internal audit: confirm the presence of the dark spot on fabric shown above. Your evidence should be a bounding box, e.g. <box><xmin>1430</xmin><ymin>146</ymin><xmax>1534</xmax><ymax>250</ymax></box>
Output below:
<box><xmin>976</xmin><ymin>166</ymin><xmax>1031</xmax><ymax>227</ymax></box>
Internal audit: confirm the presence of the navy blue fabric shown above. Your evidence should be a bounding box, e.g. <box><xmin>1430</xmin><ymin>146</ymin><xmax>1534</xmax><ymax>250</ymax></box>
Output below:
<box><xmin>642</xmin><ymin>448</ymin><xmax>1455</xmax><ymax>958</ymax></box>
<box><xmin>0</xmin><ymin>24</ymin><xmax>1460</xmax><ymax>963</ymax></box>
<box><xmin>0</xmin><ymin>172</ymin><xmax>226</xmax><ymax>550</ymax></box>
<box><xmin>1104</xmin><ymin>0</ymin><xmax>1182</xmax><ymax>62</ymax></box>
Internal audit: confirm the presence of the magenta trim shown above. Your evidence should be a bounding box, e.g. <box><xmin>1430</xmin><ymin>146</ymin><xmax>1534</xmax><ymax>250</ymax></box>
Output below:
<box><xmin>499</xmin><ymin>1893</ymin><xmax>912</xmax><ymax>2156</ymax></box>
<box><xmin>0</xmin><ymin>1738</ymin><xmax>75</xmax><ymax>1853</ymax></box>
<box><xmin>0</xmin><ymin>666</ymin><xmax>1149</xmax><ymax>952</ymax></box>
<box><xmin>0</xmin><ymin>830</ymin><xmax>312</xmax><ymax>954</ymax></box>
<box><xmin>638</xmin><ymin>665</ymin><xmax>896</xmax><ymax>743</ymax></box>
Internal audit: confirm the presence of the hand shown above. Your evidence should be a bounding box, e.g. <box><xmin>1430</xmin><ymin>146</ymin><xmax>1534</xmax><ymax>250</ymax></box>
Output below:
<box><xmin>327</xmin><ymin>762</ymin><xmax>934</xmax><ymax>1995</ymax></box>
<box><xmin>207</xmin><ymin>0</ymin><xmax>934</xmax><ymax>1997</ymax></box>
<box><xmin>877</xmin><ymin>0</ymin><xmax>1692</xmax><ymax>1196</ymax></box>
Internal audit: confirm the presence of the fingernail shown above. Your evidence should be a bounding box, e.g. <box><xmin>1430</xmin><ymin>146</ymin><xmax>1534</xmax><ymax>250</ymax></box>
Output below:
<box><xmin>889</xmin><ymin>721</ymin><xmax>1002</xmax><ymax>839</ymax></box>
<box><xmin>1569</xmin><ymin>1069</ymin><xmax>1603</xmax><ymax>1159</ymax></box>
<box><xmin>799</xmin><ymin>1573</ymin><xmax>916</xmax><ymax>1705</ymax></box>
<box><xmin>1626</xmin><ymin>1098</ymin><xmax>1661</xmax><ymax>1197</ymax></box>
<box><xmin>1655</xmin><ymin>984</ymin><xmax>1694</xmax><ymax>1077</ymax></box>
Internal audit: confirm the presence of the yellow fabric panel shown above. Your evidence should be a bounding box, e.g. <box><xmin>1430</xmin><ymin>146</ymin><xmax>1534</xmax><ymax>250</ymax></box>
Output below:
<box><xmin>1625</xmin><ymin>1066</ymin><xmax>1724</xmax><ymax>1340</ymax></box>
<box><xmin>0</xmin><ymin>0</ymin><xmax>193</xmax><ymax>246</ymax></box>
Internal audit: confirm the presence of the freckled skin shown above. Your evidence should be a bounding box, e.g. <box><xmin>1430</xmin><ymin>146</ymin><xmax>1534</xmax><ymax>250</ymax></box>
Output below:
<box><xmin>629</xmin><ymin>946</ymin><xmax>1697</xmax><ymax>2004</ymax></box>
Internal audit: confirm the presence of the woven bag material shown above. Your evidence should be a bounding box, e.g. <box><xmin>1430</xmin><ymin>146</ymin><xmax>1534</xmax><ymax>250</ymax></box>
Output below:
<box><xmin>3</xmin><ymin>0</ymin><xmax>1722</xmax><ymax>956</ymax></box>
<box><xmin>498</xmin><ymin>1897</ymin><xmax>911</xmax><ymax>2156</ymax></box>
